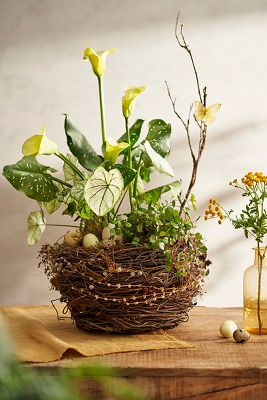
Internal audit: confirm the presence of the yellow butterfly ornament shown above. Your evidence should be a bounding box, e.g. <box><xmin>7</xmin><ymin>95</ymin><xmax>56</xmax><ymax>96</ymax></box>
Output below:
<box><xmin>194</xmin><ymin>101</ymin><xmax>221</xmax><ymax>125</ymax></box>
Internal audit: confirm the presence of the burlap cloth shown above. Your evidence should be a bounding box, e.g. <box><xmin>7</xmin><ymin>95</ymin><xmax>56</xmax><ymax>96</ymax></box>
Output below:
<box><xmin>0</xmin><ymin>305</ymin><xmax>192</xmax><ymax>363</ymax></box>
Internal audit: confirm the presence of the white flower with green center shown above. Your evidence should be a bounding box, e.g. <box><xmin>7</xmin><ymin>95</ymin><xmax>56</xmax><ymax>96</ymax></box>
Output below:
<box><xmin>104</xmin><ymin>138</ymin><xmax>129</xmax><ymax>163</ymax></box>
<box><xmin>22</xmin><ymin>127</ymin><xmax>58</xmax><ymax>156</ymax></box>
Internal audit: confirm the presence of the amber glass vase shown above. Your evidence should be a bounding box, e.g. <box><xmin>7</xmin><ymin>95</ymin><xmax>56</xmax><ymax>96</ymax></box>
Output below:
<box><xmin>243</xmin><ymin>247</ymin><xmax>267</xmax><ymax>334</ymax></box>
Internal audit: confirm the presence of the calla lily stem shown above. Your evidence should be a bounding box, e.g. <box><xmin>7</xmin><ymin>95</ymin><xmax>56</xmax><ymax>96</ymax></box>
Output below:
<box><xmin>98</xmin><ymin>76</ymin><xmax>107</xmax><ymax>150</ymax></box>
<box><xmin>51</xmin><ymin>176</ymin><xmax>72</xmax><ymax>188</ymax></box>
<box><xmin>55</xmin><ymin>152</ymin><xmax>84</xmax><ymax>180</ymax></box>
<box><xmin>125</xmin><ymin>117</ymin><xmax>133</xmax><ymax>211</ymax></box>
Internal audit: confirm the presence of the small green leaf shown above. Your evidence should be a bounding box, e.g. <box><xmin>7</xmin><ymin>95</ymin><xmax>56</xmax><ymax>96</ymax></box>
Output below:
<box><xmin>143</xmin><ymin>180</ymin><xmax>181</xmax><ymax>204</ymax></box>
<box><xmin>118</xmin><ymin>119</ymin><xmax>144</xmax><ymax>149</ymax></box>
<box><xmin>146</xmin><ymin>119</ymin><xmax>171</xmax><ymax>157</ymax></box>
<box><xmin>84</xmin><ymin>166</ymin><xmax>124</xmax><ymax>216</ymax></box>
<box><xmin>159</xmin><ymin>242</ymin><xmax>165</xmax><ymax>250</ymax></box>
<box><xmin>137</xmin><ymin>224</ymin><xmax>143</xmax><ymax>232</ymax></box>
<box><xmin>150</xmin><ymin>235</ymin><xmax>156</xmax><ymax>243</ymax></box>
<box><xmin>3</xmin><ymin>156</ymin><xmax>58</xmax><ymax>201</ymax></box>
<box><xmin>27</xmin><ymin>211</ymin><xmax>46</xmax><ymax>246</ymax></box>
<box><xmin>64</xmin><ymin>180</ymin><xmax>92</xmax><ymax>219</ymax></box>
<box><xmin>143</xmin><ymin>141</ymin><xmax>174</xmax><ymax>177</ymax></box>
<box><xmin>43</xmin><ymin>182</ymin><xmax>64</xmax><ymax>214</ymax></box>
<box><xmin>43</xmin><ymin>197</ymin><xmax>61</xmax><ymax>214</ymax></box>
<box><xmin>69</xmin><ymin>180</ymin><xmax>87</xmax><ymax>203</ymax></box>
<box><xmin>64</xmin><ymin>115</ymin><xmax>103</xmax><ymax>171</ymax></box>
<box><xmin>63</xmin><ymin>202</ymin><xmax>76</xmax><ymax>217</ymax></box>
<box><xmin>136</xmin><ymin>175</ymin><xmax>145</xmax><ymax>197</ymax></box>
<box><xmin>190</xmin><ymin>193</ymin><xmax>197</xmax><ymax>211</ymax></box>
<box><xmin>76</xmin><ymin>202</ymin><xmax>92</xmax><ymax>220</ymax></box>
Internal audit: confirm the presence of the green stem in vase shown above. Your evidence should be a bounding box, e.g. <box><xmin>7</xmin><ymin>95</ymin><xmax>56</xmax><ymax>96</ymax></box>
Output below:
<box><xmin>257</xmin><ymin>242</ymin><xmax>263</xmax><ymax>334</ymax></box>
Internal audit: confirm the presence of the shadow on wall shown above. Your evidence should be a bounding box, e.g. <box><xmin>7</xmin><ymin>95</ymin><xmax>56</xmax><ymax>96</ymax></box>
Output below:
<box><xmin>1</xmin><ymin>0</ymin><xmax>267</xmax><ymax>50</ymax></box>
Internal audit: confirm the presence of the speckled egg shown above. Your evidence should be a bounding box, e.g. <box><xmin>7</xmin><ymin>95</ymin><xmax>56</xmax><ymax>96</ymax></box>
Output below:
<box><xmin>219</xmin><ymin>320</ymin><xmax>238</xmax><ymax>338</ymax></box>
<box><xmin>233</xmin><ymin>329</ymin><xmax>250</xmax><ymax>343</ymax></box>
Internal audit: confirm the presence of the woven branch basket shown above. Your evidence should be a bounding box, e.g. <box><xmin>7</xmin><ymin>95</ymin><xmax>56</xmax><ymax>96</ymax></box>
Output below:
<box><xmin>39</xmin><ymin>236</ymin><xmax>209</xmax><ymax>334</ymax></box>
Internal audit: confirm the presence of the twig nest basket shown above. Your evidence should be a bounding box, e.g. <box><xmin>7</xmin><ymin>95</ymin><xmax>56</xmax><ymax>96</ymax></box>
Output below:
<box><xmin>39</xmin><ymin>237</ymin><xmax>209</xmax><ymax>334</ymax></box>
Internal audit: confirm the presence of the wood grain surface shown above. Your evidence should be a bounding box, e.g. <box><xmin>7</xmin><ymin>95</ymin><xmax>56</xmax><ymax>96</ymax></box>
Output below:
<box><xmin>30</xmin><ymin>307</ymin><xmax>267</xmax><ymax>399</ymax></box>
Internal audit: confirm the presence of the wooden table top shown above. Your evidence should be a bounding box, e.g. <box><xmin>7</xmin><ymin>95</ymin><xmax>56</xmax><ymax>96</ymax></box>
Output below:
<box><xmin>31</xmin><ymin>307</ymin><xmax>267</xmax><ymax>379</ymax></box>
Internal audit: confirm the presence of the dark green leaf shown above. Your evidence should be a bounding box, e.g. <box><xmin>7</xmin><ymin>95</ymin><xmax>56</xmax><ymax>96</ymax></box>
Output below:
<box><xmin>63</xmin><ymin>201</ymin><xmax>76</xmax><ymax>217</ymax></box>
<box><xmin>112</xmin><ymin>164</ymin><xmax>136</xmax><ymax>186</ymax></box>
<box><xmin>3</xmin><ymin>156</ymin><xmax>58</xmax><ymax>201</ymax></box>
<box><xmin>118</xmin><ymin>119</ymin><xmax>144</xmax><ymax>149</ymax></box>
<box><xmin>64</xmin><ymin>115</ymin><xmax>103</xmax><ymax>171</ymax></box>
<box><xmin>146</xmin><ymin>119</ymin><xmax>171</xmax><ymax>157</ymax></box>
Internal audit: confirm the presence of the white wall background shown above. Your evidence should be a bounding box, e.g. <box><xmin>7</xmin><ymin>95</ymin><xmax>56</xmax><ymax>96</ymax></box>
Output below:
<box><xmin>1</xmin><ymin>0</ymin><xmax>267</xmax><ymax>306</ymax></box>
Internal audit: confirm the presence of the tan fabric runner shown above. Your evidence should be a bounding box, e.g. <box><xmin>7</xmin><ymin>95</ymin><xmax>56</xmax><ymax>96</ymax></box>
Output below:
<box><xmin>0</xmin><ymin>305</ymin><xmax>192</xmax><ymax>363</ymax></box>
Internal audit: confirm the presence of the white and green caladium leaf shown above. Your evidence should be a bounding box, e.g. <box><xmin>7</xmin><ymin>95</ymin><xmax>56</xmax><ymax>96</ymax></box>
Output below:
<box><xmin>64</xmin><ymin>115</ymin><xmax>103</xmax><ymax>171</ymax></box>
<box><xmin>143</xmin><ymin>141</ymin><xmax>174</xmax><ymax>177</ymax></box>
<box><xmin>146</xmin><ymin>119</ymin><xmax>171</xmax><ymax>157</ymax></box>
<box><xmin>27</xmin><ymin>211</ymin><xmax>46</xmax><ymax>246</ymax></box>
<box><xmin>3</xmin><ymin>156</ymin><xmax>58</xmax><ymax>201</ymax></box>
<box><xmin>143</xmin><ymin>180</ymin><xmax>181</xmax><ymax>204</ymax></box>
<box><xmin>84</xmin><ymin>166</ymin><xmax>124</xmax><ymax>216</ymax></box>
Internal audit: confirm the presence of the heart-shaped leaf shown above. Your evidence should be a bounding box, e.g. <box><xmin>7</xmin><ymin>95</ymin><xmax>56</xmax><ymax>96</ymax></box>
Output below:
<box><xmin>143</xmin><ymin>141</ymin><xmax>174</xmax><ymax>177</ymax></box>
<box><xmin>112</xmin><ymin>164</ymin><xmax>136</xmax><ymax>186</ymax></box>
<box><xmin>146</xmin><ymin>119</ymin><xmax>171</xmax><ymax>157</ymax></box>
<box><xmin>118</xmin><ymin>119</ymin><xmax>144</xmax><ymax>149</ymax></box>
<box><xmin>143</xmin><ymin>180</ymin><xmax>181</xmax><ymax>204</ymax></box>
<box><xmin>84</xmin><ymin>166</ymin><xmax>124</xmax><ymax>216</ymax></box>
<box><xmin>3</xmin><ymin>156</ymin><xmax>58</xmax><ymax>201</ymax></box>
<box><xmin>27</xmin><ymin>211</ymin><xmax>46</xmax><ymax>246</ymax></box>
<box><xmin>64</xmin><ymin>115</ymin><xmax>103</xmax><ymax>171</ymax></box>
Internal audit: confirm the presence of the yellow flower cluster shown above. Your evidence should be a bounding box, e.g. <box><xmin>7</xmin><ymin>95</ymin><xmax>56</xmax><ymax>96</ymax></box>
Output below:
<box><xmin>204</xmin><ymin>199</ymin><xmax>225</xmax><ymax>224</ymax></box>
<box><xmin>241</xmin><ymin>172</ymin><xmax>267</xmax><ymax>187</ymax></box>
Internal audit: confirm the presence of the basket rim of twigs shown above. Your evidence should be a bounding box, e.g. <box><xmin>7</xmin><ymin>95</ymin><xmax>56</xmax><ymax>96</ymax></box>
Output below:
<box><xmin>39</xmin><ymin>237</ymin><xmax>209</xmax><ymax>334</ymax></box>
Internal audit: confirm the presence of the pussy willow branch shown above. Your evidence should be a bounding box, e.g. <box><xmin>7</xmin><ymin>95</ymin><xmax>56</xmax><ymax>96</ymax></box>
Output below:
<box><xmin>166</xmin><ymin>14</ymin><xmax>208</xmax><ymax>215</ymax></box>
